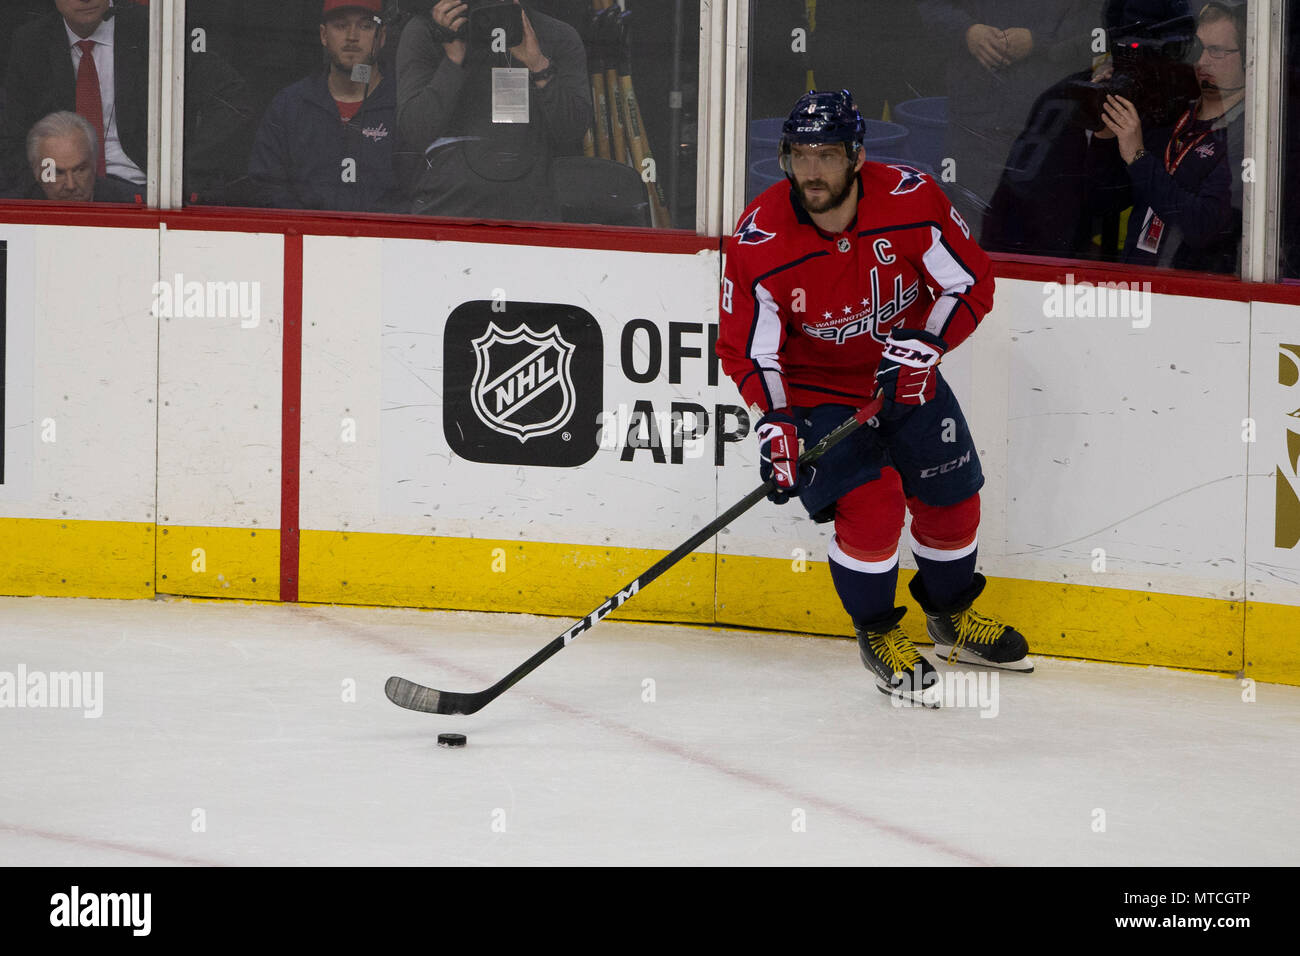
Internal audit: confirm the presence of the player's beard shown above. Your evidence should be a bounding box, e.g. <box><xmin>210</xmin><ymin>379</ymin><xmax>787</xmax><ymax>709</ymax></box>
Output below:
<box><xmin>795</xmin><ymin>167</ymin><xmax>857</xmax><ymax>215</ymax></box>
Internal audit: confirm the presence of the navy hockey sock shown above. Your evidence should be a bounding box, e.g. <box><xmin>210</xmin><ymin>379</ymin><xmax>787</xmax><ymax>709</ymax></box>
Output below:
<box><xmin>828</xmin><ymin>536</ymin><xmax>899</xmax><ymax>624</ymax></box>
<box><xmin>912</xmin><ymin>545</ymin><xmax>978</xmax><ymax>608</ymax></box>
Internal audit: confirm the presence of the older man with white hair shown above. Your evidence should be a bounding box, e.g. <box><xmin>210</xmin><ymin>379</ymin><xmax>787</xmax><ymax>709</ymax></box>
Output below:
<box><xmin>25</xmin><ymin>110</ymin><xmax>139</xmax><ymax>202</ymax></box>
<box><xmin>3</xmin><ymin>0</ymin><xmax>253</xmax><ymax>202</ymax></box>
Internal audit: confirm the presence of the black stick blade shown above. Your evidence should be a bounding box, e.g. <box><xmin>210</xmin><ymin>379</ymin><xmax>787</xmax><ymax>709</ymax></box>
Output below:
<box><xmin>385</xmin><ymin>675</ymin><xmax>442</xmax><ymax>714</ymax></box>
<box><xmin>385</xmin><ymin>676</ymin><xmax>484</xmax><ymax>716</ymax></box>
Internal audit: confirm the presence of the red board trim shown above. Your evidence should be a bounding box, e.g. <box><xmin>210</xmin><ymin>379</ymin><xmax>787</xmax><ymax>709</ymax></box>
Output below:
<box><xmin>157</xmin><ymin>207</ymin><xmax>716</xmax><ymax>254</ymax></box>
<box><xmin>280</xmin><ymin>232</ymin><xmax>303</xmax><ymax>603</ymax></box>
<box><xmin>988</xmin><ymin>253</ymin><xmax>1300</xmax><ymax>306</ymax></box>
<box><xmin>0</xmin><ymin>205</ymin><xmax>160</xmax><ymax>229</ymax></box>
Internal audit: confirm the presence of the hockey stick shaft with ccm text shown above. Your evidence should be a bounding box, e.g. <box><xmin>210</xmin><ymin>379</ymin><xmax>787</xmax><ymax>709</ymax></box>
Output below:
<box><xmin>385</xmin><ymin>394</ymin><xmax>885</xmax><ymax>716</ymax></box>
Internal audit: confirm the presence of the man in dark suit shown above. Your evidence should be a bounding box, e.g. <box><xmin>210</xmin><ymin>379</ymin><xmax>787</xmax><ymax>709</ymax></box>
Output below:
<box><xmin>1</xmin><ymin>1</ymin><xmax>148</xmax><ymax>197</ymax></box>
<box><xmin>1</xmin><ymin>0</ymin><xmax>254</xmax><ymax>203</ymax></box>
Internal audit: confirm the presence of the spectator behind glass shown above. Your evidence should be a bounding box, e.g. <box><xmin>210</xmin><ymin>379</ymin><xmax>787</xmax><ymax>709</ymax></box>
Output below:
<box><xmin>248</xmin><ymin>0</ymin><xmax>405</xmax><ymax>212</ymax></box>
<box><xmin>0</xmin><ymin>0</ymin><xmax>252</xmax><ymax>202</ymax></box>
<box><xmin>915</xmin><ymin>0</ymin><xmax>1095</xmax><ymax>242</ymax></box>
<box><xmin>981</xmin><ymin>1</ymin><xmax>1193</xmax><ymax>258</ymax></box>
<box><xmin>396</xmin><ymin>0</ymin><xmax>591</xmax><ymax>221</ymax></box>
<box><xmin>25</xmin><ymin>109</ymin><xmax>140</xmax><ymax>202</ymax></box>
<box><xmin>1088</xmin><ymin>1</ymin><xmax>1247</xmax><ymax>273</ymax></box>
<box><xmin>1</xmin><ymin>1</ymin><xmax>148</xmax><ymax>198</ymax></box>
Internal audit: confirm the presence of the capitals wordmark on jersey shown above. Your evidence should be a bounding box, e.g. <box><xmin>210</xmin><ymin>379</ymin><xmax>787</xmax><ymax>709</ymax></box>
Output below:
<box><xmin>717</xmin><ymin>162</ymin><xmax>994</xmax><ymax>412</ymax></box>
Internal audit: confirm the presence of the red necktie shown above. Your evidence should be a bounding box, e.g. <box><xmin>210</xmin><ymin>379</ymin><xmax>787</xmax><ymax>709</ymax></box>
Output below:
<box><xmin>75</xmin><ymin>39</ymin><xmax>107</xmax><ymax>178</ymax></box>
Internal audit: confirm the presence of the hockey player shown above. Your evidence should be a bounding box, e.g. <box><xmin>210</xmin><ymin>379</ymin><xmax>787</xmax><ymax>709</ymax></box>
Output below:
<box><xmin>717</xmin><ymin>90</ymin><xmax>1032</xmax><ymax>707</ymax></box>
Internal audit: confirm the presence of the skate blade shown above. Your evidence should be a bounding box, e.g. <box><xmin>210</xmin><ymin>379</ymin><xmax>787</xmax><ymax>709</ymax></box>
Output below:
<box><xmin>932</xmin><ymin>646</ymin><xmax>1035</xmax><ymax>672</ymax></box>
<box><xmin>875</xmin><ymin>678</ymin><xmax>942</xmax><ymax>708</ymax></box>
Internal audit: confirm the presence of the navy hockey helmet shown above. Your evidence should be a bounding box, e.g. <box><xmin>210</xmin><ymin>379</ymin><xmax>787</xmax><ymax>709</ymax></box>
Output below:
<box><xmin>778</xmin><ymin>89</ymin><xmax>866</xmax><ymax>174</ymax></box>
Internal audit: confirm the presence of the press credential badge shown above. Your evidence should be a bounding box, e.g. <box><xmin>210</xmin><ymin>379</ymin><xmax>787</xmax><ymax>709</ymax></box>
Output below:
<box><xmin>492</xmin><ymin>68</ymin><xmax>530</xmax><ymax>123</ymax></box>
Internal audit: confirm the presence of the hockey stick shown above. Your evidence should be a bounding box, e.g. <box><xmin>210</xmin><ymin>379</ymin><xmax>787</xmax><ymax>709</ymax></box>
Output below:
<box><xmin>385</xmin><ymin>394</ymin><xmax>885</xmax><ymax>716</ymax></box>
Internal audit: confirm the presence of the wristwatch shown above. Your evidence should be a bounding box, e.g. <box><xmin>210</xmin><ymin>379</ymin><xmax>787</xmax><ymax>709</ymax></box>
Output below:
<box><xmin>1128</xmin><ymin>147</ymin><xmax>1147</xmax><ymax>165</ymax></box>
<box><xmin>429</xmin><ymin>17</ymin><xmax>462</xmax><ymax>44</ymax></box>
<box><xmin>529</xmin><ymin>62</ymin><xmax>558</xmax><ymax>85</ymax></box>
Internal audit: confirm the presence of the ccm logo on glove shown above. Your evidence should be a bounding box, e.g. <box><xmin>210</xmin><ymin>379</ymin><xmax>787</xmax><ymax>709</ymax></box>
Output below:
<box><xmin>874</xmin><ymin>328</ymin><xmax>948</xmax><ymax>414</ymax></box>
<box><xmin>881</xmin><ymin>336</ymin><xmax>944</xmax><ymax>367</ymax></box>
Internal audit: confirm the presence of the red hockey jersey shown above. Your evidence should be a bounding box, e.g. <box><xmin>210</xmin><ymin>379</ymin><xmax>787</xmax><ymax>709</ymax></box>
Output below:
<box><xmin>717</xmin><ymin>162</ymin><xmax>994</xmax><ymax>413</ymax></box>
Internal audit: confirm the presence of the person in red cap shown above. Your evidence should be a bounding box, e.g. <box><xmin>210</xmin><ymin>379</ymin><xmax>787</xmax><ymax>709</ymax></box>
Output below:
<box><xmin>248</xmin><ymin>0</ymin><xmax>405</xmax><ymax>212</ymax></box>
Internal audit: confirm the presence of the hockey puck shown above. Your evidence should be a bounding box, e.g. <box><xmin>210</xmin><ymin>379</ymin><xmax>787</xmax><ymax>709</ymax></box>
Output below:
<box><xmin>437</xmin><ymin>733</ymin><xmax>467</xmax><ymax>748</ymax></box>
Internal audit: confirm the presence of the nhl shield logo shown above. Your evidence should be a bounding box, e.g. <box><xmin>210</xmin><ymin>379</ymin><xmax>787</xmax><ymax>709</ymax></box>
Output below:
<box><xmin>444</xmin><ymin>300</ymin><xmax>602</xmax><ymax>467</ymax></box>
<box><xmin>470</xmin><ymin>322</ymin><xmax>577</xmax><ymax>442</ymax></box>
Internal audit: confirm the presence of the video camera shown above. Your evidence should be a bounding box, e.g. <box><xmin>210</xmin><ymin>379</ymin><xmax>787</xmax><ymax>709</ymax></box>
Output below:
<box><xmin>403</xmin><ymin>0</ymin><xmax>525</xmax><ymax>48</ymax></box>
<box><xmin>1064</xmin><ymin>16</ymin><xmax>1202</xmax><ymax>131</ymax></box>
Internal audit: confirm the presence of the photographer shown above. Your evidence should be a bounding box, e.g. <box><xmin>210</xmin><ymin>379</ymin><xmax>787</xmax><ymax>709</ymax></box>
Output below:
<box><xmin>396</xmin><ymin>0</ymin><xmax>590</xmax><ymax>220</ymax></box>
<box><xmin>1087</xmin><ymin>1</ymin><xmax>1246</xmax><ymax>273</ymax></box>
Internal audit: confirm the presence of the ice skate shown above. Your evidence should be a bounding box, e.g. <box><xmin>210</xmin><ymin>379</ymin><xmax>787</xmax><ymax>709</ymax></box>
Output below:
<box><xmin>909</xmin><ymin>573</ymin><xmax>1034</xmax><ymax>672</ymax></box>
<box><xmin>854</xmin><ymin>607</ymin><xmax>942</xmax><ymax>708</ymax></box>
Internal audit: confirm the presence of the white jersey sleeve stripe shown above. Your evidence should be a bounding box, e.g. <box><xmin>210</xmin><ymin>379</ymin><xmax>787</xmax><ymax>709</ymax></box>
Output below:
<box><xmin>751</xmin><ymin>282</ymin><xmax>788</xmax><ymax>408</ymax></box>
<box><xmin>924</xmin><ymin>295</ymin><xmax>958</xmax><ymax>341</ymax></box>
<box><xmin>921</xmin><ymin>226</ymin><xmax>976</xmax><ymax>339</ymax></box>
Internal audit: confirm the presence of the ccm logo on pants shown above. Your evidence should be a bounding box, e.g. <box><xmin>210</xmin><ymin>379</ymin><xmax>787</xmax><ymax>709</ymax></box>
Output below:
<box><xmin>920</xmin><ymin>450</ymin><xmax>972</xmax><ymax>478</ymax></box>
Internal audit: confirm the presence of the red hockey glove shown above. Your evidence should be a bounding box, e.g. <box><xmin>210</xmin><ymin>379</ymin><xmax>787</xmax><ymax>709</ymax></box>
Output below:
<box><xmin>873</xmin><ymin>328</ymin><xmax>948</xmax><ymax>419</ymax></box>
<box><xmin>756</xmin><ymin>408</ymin><xmax>803</xmax><ymax>504</ymax></box>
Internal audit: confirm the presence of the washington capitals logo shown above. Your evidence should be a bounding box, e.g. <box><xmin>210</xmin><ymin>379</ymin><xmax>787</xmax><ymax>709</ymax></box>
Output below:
<box><xmin>735</xmin><ymin>209</ymin><xmax>776</xmax><ymax>245</ymax></box>
<box><xmin>888</xmin><ymin>164</ymin><xmax>927</xmax><ymax>196</ymax></box>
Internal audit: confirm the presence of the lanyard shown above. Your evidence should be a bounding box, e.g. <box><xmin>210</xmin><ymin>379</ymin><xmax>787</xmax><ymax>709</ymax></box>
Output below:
<box><xmin>1164</xmin><ymin>107</ymin><xmax>1210</xmax><ymax>175</ymax></box>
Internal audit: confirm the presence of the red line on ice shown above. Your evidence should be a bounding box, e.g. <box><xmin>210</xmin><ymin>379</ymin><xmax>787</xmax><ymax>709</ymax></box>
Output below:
<box><xmin>337</xmin><ymin>616</ymin><xmax>996</xmax><ymax>866</ymax></box>
<box><xmin>0</xmin><ymin>821</ymin><xmax>229</xmax><ymax>866</ymax></box>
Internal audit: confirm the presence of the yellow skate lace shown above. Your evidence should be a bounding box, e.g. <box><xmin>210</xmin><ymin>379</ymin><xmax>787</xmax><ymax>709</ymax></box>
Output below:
<box><xmin>868</xmin><ymin>628</ymin><xmax>921</xmax><ymax>675</ymax></box>
<box><xmin>944</xmin><ymin>609</ymin><xmax>1006</xmax><ymax>664</ymax></box>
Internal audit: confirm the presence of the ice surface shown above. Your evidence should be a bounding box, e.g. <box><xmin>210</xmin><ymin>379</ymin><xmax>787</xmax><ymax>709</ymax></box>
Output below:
<box><xmin>1</xmin><ymin>596</ymin><xmax>1296</xmax><ymax>866</ymax></box>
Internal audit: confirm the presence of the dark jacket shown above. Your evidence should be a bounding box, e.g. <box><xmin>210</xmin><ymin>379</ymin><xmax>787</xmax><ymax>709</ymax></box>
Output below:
<box><xmin>395</xmin><ymin>7</ymin><xmax>591</xmax><ymax>221</ymax></box>
<box><xmin>1087</xmin><ymin>99</ymin><xmax>1244</xmax><ymax>273</ymax></box>
<box><xmin>913</xmin><ymin>0</ymin><xmax>1099</xmax><ymax>216</ymax></box>
<box><xmin>24</xmin><ymin>173</ymin><xmax>144</xmax><ymax>204</ymax></box>
<box><xmin>1</xmin><ymin>6</ymin><xmax>148</xmax><ymax>197</ymax></box>
<box><xmin>0</xmin><ymin>6</ymin><xmax>254</xmax><ymax>203</ymax></box>
<box><xmin>248</xmin><ymin>71</ymin><xmax>404</xmax><ymax>213</ymax></box>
